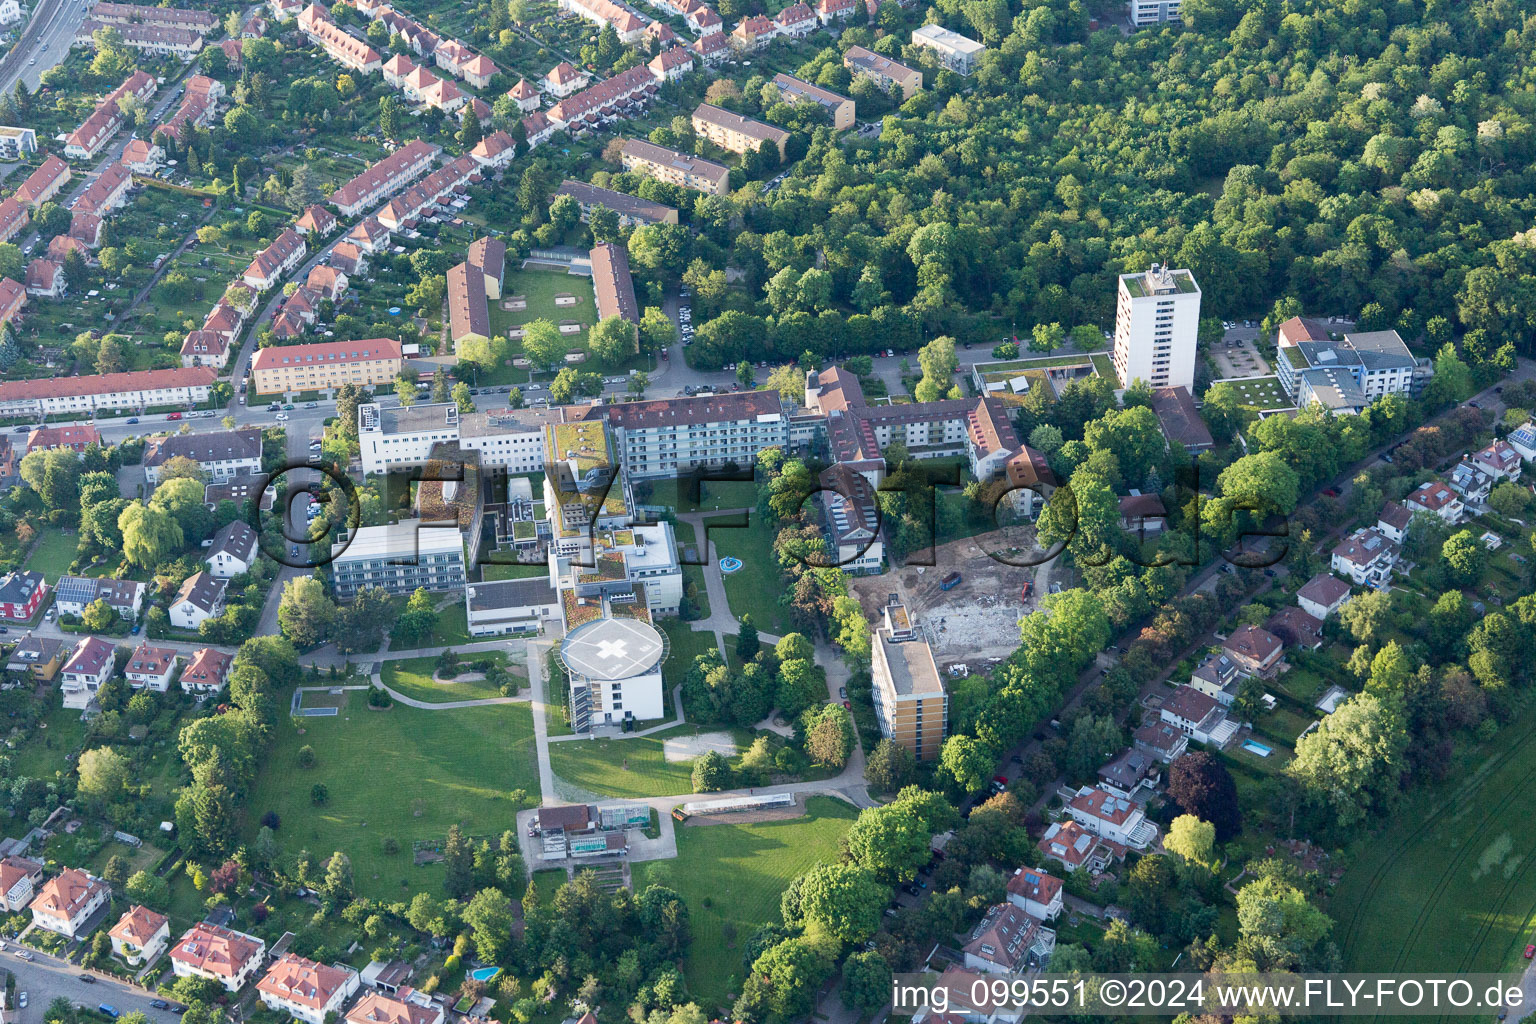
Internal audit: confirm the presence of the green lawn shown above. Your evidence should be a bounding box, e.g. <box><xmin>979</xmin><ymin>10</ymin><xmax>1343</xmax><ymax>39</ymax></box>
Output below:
<box><xmin>639</xmin><ymin>479</ymin><xmax>758</xmax><ymax>514</ymax></box>
<box><xmin>1219</xmin><ymin>374</ymin><xmax>1293</xmax><ymax>410</ymax></box>
<box><xmin>380</xmin><ymin>654</ymin><xmax>508</xmax><ymax>703</ymax></box>
<box><xmin>547</xmin><ymin>723</ymin><xmax>747</xmax><ymax>799</ymax></box>
<box><xmin>671</xmin><ymin>520</ymin><xmax>711</xmax><ymax>621</ymax></box>
<box><xmin>246</xmin><ymin>692</ymin><xmax>539</xmax><ymax>899</ymax></box>
<box><xmin>7</xmin><ymin>697</ymin><xmax>88</xmax><ymax>780</ymax></box>
<box><xmin>661</xmin><ymin>619</ymin><xmax>723</xmax><ymax>688</ymax></box>
<box><xmin>489</xmin><ymin>265</ymin><xmax>598</xmax><ymax>349</ymax></box>
<box><xmin>24</xmin><ymin>528</ymin><xmax>79</xmax><ymax>583</ymax></box>
<box><xmin>632</xmin><ymin>796</ymin><xmax>858</xmax><ymax>1012</ymax></box>
<box><xmin>703</xmin><ymin>515</ymin><xmax>790</xmax><ymax>635</ymax></box>
<box><xmin>481</xmin><ymin>561</ymin><xmax>550</xmax><ymax>580</ymax></box>
<box><xmin>1333</xmin><ymin>709</ymin><xmax>1536</xmax><ymax>981</ymax></box>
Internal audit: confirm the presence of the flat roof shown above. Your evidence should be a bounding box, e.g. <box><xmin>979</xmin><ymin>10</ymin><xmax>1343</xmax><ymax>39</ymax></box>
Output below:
<box><xmin>877</xmin><ymin>633</ymin><xmax>944</xmax><ymax>696</ymax></box>
<box><xmin>377</xmin><ymin>402</ymin><xmax>459</xmax><ymax>434</ymax></box>
<box><xmin>332</xmin><ymin>522</ymin><xmax>464</xmax><ymax>561</ymax></box>
<box><xmin>560</xmin><ymin>616</ymin><xmax>665</xmax><ymax>680</ymax></box>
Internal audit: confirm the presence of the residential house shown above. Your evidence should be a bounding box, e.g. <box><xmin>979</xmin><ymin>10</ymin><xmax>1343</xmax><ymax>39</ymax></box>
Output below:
<box><xmin>1096</xmin><ymin>748</ymin><xmax>1160</xmax><ymax>800</ymax></box>
<box><xmin>1188</xmin><ymin>651</ymin><xmax>1242</xmax><ymax>705</ymax></box>
<box><xmin>558</xmin><ymin>0</ymin><xmax>650</xmax><ymax>43</ymax></box>
<box><xmin>590</xmin><ymin>241</ymin><xmax>639</xmax><ymax>326</ymax></box>
<box><xmin>0</xmin><ymin>199</ymin><xmax>26</xmax><ymax>244</ymax></box>
<box><xmin>1159</xmin><ymin>684</ymin><xmax>1238</xmax><ymax>747</ymax></box>
<box><xmin>1403</xmin><ymin>479</ymin><xmax>1464</xmax><ymax>522</ymax></box>
<box><xmin>1065</xmin><ymin>785</ymin><xmax>1158</xmax><ymax>849</ymax></box>
<box><xmin>816</xmin><ymin>0</ymin><xmax>859</xmax><ymax>24</ymax></box>
<box><xmin>295</xmin><ymin>204</ymin><xmax>337</xmax><ymax>236</ymax></box>
<box><xmin>170</xmin><ymin>572</ymin><xmax>227</xmax><ymax>630</ymax></box>
<box><xmin>554</xmin><ymin>180</ymin><xmax>677</xmax><ymax>228</ymax></box>
<box><xmin>181</xmin><ymin>647</ymin><xmax>233</xmax><ymax>694</ymax></box>
<box><xmin>543</xmin><ymin>62</ymin><xmax>590</xmax><ymax>97</ymax></box>
<box><xmin>330</xmin><ymin>242</ymin><xmax>369</xmax><ymax>277</ymax></box>
<box><xmin>1266</xmin><ymin>605</ymin><xmax>1324</xmax><ymax>650</ymax></box>
<box><xmin>619</xmin><ymin>139</ymin><xmax>729</xmax><ymax>195</ymax></box>
<box><xmin>6</xmin><ymin>634</ymin><xmax>66</xmax><ymax>681</ymax></box>
<box><xmin>962</xmin><ymin>901</ymin><xmax>1052</xmax><ymax>973</ymax></box>
<box><xmin>31</xmin><ymin>868</ymin><xmax>110</xmax><ymax>939</ymax></box>
<box><xmin>297</xmin><ymin>4</ymin><xmax>383</xmax><ymax>71</ymax></box>
<box><xmin>1133</xmin><ymin>719</ymin><xmax>1188</xmax><ymax>763</ymax></box>
<box><xmin>447</xmin><ymin>260</ymin><xmax>489</xmax><ymax>349</ymax></box>
<box><xmin>1296</xmin><ymin>573</ymin><xmax>1352</xmax><ymax>620</ymax></box>
<box><xmin>730</xmin><ymin>14</ymin><xmax>774</xmax><ymax>49</ymax></box>
<box><xmin>690</xmin><ymin>102</ymin><xmax>789</xmax><ymax>158</ymax></box>
<box><xmin>258</xmin><ymin>954</ymin><xmax>362</xmax><ymax>1024</ymax></box>
<box><xmin>1375</xmin><ymin>500</ymin><xmax>1412</xmax><ymax>544</ymax></box>
<box><xmin>1330</xmin><ymin>527</ymin><xmax>1399</xmax><ymax>587</ymax></box>
<box><xmin>251</xmin><ymin>338</ymin><xmax>403</xmax><ymax>397</ymax></box>
<box><xmin>769</xmin><ymin>73</ymin><xmax>854</xmax><ymax>130</ymax></box>
<box><xmin>0</xmin><ymin>570</ymin><xmax>44</xmax><ymax>621</ymax></box>
<box><xmin>545</xmin><ymin>65</ymin><xmax>657</xmax><ymax>130</ymax></box>
<box><xmin>1505</xmin><ymin>422</ymin><xmax>1536</xmax><ymax>463</ymax></box>
<box><xmin>170</xmin><ymin>922</ymin><xmax>267</xmax><ymax>992</ymax></box>
<box><xmin>69</xmin><ymin>210</ymin><xmax>104</xmax><ymax>248</ymax></box>
<box><xmin>180</xmin><ymin>330</ymin><xmax>230</xmax><ymax>369</ymax></box>
<box><xmin>121</xmin><ymin>138</ymin><xmax>164</xmax><ymax>172</ymax></box>
<box><xmin>774</xmin><ymin>1</ymin><xmax>816</xmax><ymax>36</ymax></box>
<box><xmin>507</xmin><ymin>78</ymin><xmax>540</xmax><ymax>111</ymax></box>
<box><xmin>344</xmin><ymin>989</ymin><xmax>446</xmax><ymax>1024</ymax></box>
<box><xmin>1005</xmin><ymin>867</ymin><xmax>1063</xmax><ymax>921</ymax></box>
<box><xmin>0</xmin><ymin>856</ymin><xmax>43</xmax><ymax>911</ymax></box>
<box><xmin>1222</xmin><ymin>624</ymin><xmax>1283</xmax><ymax>677</ymax></box>
<box><xmin>1118</xmin><ymin>491</ymin><xmax>1167</xmax><ymax>537</ymax></box>
<box><xmin>241</xmin><ymin>228</ymin><xmax>307</xmax><ymax>293</ymax></box>
<box><xmin>1037</xmin><ymin>819</ymin><xmax>1122</xmax><ymax>874</ymax></box>
<box><xmin>688</xmin><ymin>30</ymin><xmax>729</xmax><ymax>64</ymax></box>
<box><xmin>54</xmin><ymin>576</ymin><xmax>144</xmax><ymax>620</ymax></box>
<box><xmin>0</xmin><ymin>367</ymin><xmax>215</xmax><ymax>419</ymax></box>
<box><xmin>60</xmin><ymin>635</ymin><xmax>117</xmax><ymax>709</ymax></box>
<box><xmin>109</xmin><ymin>905</ymin><xmax>170</xmax><ymax>966</ymax></box>
<box><xmin>470</xmin><ymin>130</ymin><xmax>517</xmax><ymax>172</ymax></box>
<box><xmin>910</xmin><ymin>23</ymin><xmax>986</xmax><ymax>74</ymax></box>
<box><xmin>329</xmin><ymin>140</ymin><xmax>441</xmax><ymax>219</ymax></box>
<box><xmin>1473</xmin><ymin>439</ymin><xmax>1523</xmax><ymax>481</ymax></box>
<box><xmin>648</xmin><ymin>46</ymin><xmax>694</xmax><ymax>81</ymax></box>
<box><xmin>24</xmin><ymin>259</ymin><xmax>65</xmax><ymax>299</ymax></box>
<box><xmin>1448</xmin><ymin>459</ymin><xmax>1494</xmax><ymax>506</ymax></box>
<box><xmin>125</xmin><ymin>642</ymin><xmax>178</xmax><ymax>692</ymax></box>
<box><xmin>144</xmin><ymin>428</ymin><xmax>263</xmax><ymax>483</ymax></box>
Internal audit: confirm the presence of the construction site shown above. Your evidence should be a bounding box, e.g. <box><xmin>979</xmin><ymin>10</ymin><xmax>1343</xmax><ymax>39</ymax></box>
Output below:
<box><xmin>850</xmin><ymin>528</ymin><xmax>1054</xmax><ymax>673</ymax></box>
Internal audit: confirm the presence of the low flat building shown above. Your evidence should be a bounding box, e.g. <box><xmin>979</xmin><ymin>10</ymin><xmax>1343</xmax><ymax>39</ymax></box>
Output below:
<box><xmin>447</xmin><ymin>260</ymin><xmax>489</xmax><ymax>349</ymax></box>
<box><xmin>466</xmin><ymin>577</ymin><xmax>560</xmax><ymax>637</ymax></box>
<box><xmin>1150</xmin><ymin>386</ymin><xmax>1214</xmax><ymax>452</ymax></box>
<box><xmin>330</xmin><ymin>523</ymin><xmax>467</xmax><ymax>599</ymax></box>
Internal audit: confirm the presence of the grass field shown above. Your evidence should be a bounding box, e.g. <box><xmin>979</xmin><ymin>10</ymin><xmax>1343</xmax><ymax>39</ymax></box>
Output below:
<box><xmin>24</xmin><ymin>528</ymin><xmax>79</xmax><ymax>583</ymax></box>
<box><xmin>632</xmin><ymin>796</ymin><xmax>858</xmax><ymax>1012</ymax></box>
<box><xmin>489</xmin><ymin>266</ymin><xmax>598</xmax><ymax>347</ymax></box>
<box><xmin>380</xmin><ymin>653</ymin><xmax>509</xmax><ymax>703</ymax></box>
<box><xmin>1219</xmin><ymin>375</ymin><xmax>1293</xmax><ymax>410</ymax></box>
<box><xmin>247</xmin><ymin>692</ymin><xmax>539</xmax><ymax>899</ymax></box>
<box><xmin>547</xmin><ymin>723</ymin><xmax>748</xmax><ymax>798</ymax></box>
<box><xmin>671</xmin><ymin>520</ymin><xmax>711</xmax><ymax>620</ymax></box>
<box><xmin>1333</xmin><ymin>711</ymin><xmax>1536</xmax><ymax>987</ymax></box>
<box><xmin>703</xmin><ymin>515</ymin><xmax>789</xmax><ymax>634</ymax></box>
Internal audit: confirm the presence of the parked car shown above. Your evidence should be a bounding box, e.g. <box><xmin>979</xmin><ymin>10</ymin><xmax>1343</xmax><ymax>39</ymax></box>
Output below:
<box><xmin>126</xmin><ymin>417</ymin><xmax>139</xmax><ymax>424</ymax></box>
<box><xmin>838</xmin><ymin>686</ymin><xmax>847</xmax><ymax>699</ymax></box>
<box><xmin>17</xmin><ymin>993</ymin><xmax>25</xmax><ymax>1008</ymax></box>
<box><xmin>13</xmin><ymin>950</ymin><xmax>31</xmax><ymax>961</ymax></box>
<box><xmin>166</xmin><ymin>412</ymin><xmax>182</xmax><ymax>420</ymax></box>
<box><xmin>149</xmin><ymin>1001</ymin><xmax>170</xmax><ymax>1011</ymax></box>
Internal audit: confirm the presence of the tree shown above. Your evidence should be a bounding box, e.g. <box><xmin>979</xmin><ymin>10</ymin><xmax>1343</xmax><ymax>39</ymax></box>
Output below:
<box><xmin>1164</xmin><ymin>814</ymin><xmax>1216</xmax><ymax>869</ymax></box>
<box><xmin>1441</xmin><ymin>529</ymin><xmax>1485</xmax><ymax>586</ymax></box>
<box><xmin>1029</xmin><ymin>322</ymin><xmax>1065</xmax><ymax>353</ymax></box>
<box><xmin>323</xmin><ymin>851</ymin><xmax>353</xmax><ymax>901</ymax></box>
<box><xmin>1235</xmin><ymin>874</ymin><xmax>1332</xmax><ymax>966</ymax></box>
<box><xmin>844</xmin><ymin>801</ymin><xmax>932</xmax><ymax>883</ymax></box>
<box><xmin>841</xmin><ymin>951</ymin><xmax>892</xmax><ymax>1013</ymax></box>
<box><xmin>463</xmin><ymin>888</ymin><xmax>516</xmax><ymax>961</ymax></box>
<box><xmin>589</xmin><ymin>314</ymin><xmax>635</xmax><ymax>365</ymax></box>
<box><xmin>1287</xmin><ymin>692</ymin><xmax>1407</xmax><ymax>832</ymax></box>
<box><xmin>118</xmin><ymin>501</ymin><xmax>184</xmax><ymax>568</ymax></box>
<box><xmin>126</xmin><ymin>869</ymin><xmax>170</xmax><ymax>910</ymax></box>
<box><xmin>81</xmin><ymin>598</ymin><xmax>116</xmax><ymax>632</ymax></box>
<box><xmin>378</xmin><ymin>95</ymin><xmax>401</xmax><ymax>140</ymax></box>
<box><xmin>736</xmin><ymin>614</ymin><xmax>760</xmax><ymax>659</ymax></box>
<box><xmin>95</xmin><ymin>334</ymin><xmax>125</xmax><ymax>374</ymax></box>
<box><xmin>1166</xmin><ymin>752</ymin><xmax>1241</xmax><ymax>840</ymax></box>
<box><xmin>782</xmin><ymin>863</ymin><xmax>885</xmax><ymax>943</ymax></box>
<box><xmin>691</xmin><ymin>750</ymin><xmax>732</xmax><ymax>791</ymax></box>
<box><xmin>78</xmin><ymin>746</ymin><xmax>129</xmax><ymax>804</ymax></box>
<box><xmin>452</xmin><ymin>382</ymin><xmax>475</xmax><ymax>413</ymax></box>
<box><xmin>278</xmin><ymin>576</ymin><xmax>335</xmax><ymax>647</ymax></box>
<box><xmin>804</xmin><ymin>703</ymin><xmax>853</xmax><ymax>768</ymax></box>
<box><xmin>940</xmin><ymin>733</ymin><xmax>995</xmax><ymax>793</ymax></box>
<box><xmin>639</xmin><ymin>306</ymin><xmax>675</xmax><ymax>354</ymax></box>
<box><xmin>520</xmin><ymin>319</ymin><xmax>568</xmax><ymax>370</ymax></box>
<box><xmin>865</xmin><ymin>739</ymin><xmax>915</xmax><ymax>793</ymax></box>
<box><xmin>395</xmin><ymin>376</ymin><xmax>419</xmax><ymax>408</ymax></box>
<box><xmin>736</xmin><ymin>937</ymin><xmax>834</xmax><ymax>1024</ymax></box>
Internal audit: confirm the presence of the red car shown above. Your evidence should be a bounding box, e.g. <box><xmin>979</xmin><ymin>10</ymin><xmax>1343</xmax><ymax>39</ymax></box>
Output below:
<box><xmin>1525</xmin><ymin>944</ymin><xmax>1534</xmax><ymax>959</ymax></box>
<box><xmin>842</xmin><ymin>700</ymin><xmax>851</xmax><ymax>710</ymax></box>
<box><xmin>166</xmin><ymin>412</ymin><xmax>182</xmax><ymax>420</ymax></box>
<box><xmin>1322</xmin><ymin>487</ymin><xmax>1338</xmax><ymax>497</ymax></box>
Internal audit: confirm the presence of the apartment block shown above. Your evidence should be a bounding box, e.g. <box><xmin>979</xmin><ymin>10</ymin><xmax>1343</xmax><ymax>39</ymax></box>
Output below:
<box><xmin>250</xmin><ymin>338</ymin><xmax>403</xmax><ymax>397</ymax></box>
<box><xmin>1111</xmin><ymin>263</ymin><xmax>1201</xmax><ymax>393</ymax></box>
<box><xmin>871</xmin><ymin>596</ymin><xmax>947</xmax><ymax>760</ymax></box>
<box><xmin>555</xmin><ymin>179</ymin><xmax>678</xmax><ymax>227</ymax></box>
<box><xmin>619</xmin><ymin>139</ymin><xmax>730</xmax><ymax>195</ymax></box>
<box><xmin>843</xmin><ymin>45</ymin><xmax>922</xmax><ymax>100</ymax></box>
<box><xmin>330</xmin><ymin>522</ymin><xmax>467</xmax><ymax>599</ymax></box>
<box><xmin>329</xmin><ymin>139</ymin><xmax>441</xmax><ymax>218</ymax></box>
<box><xmin>769</xmin><ymin>74</ymin><xmax>854</xmax><ymax>130</ymax></box>
<box><xmin>911</xmin><ymin>24</ymin><xmax>986</xmax><ymax>74</ymax></box>
<box><xmin>691</xmin><ymin>102</ymin><xmax>789</xmax><ymax>158</ymax></box>
<box><xmin>0</xmin><ymin>367</ymin><xmax>213</xmax><ymax>419</ymax></box>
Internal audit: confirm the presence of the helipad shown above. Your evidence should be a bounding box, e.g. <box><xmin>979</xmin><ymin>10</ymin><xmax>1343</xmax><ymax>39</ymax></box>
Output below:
<box><xmin>559</xmin><ymin>617</ymin><xmax>666</xmax><ymax>681</ymax></box>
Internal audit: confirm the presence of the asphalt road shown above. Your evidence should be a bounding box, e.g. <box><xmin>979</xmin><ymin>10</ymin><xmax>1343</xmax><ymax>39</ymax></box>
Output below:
<box><xmin>0</xmin><ymin>0</ymin><xmax>91</xmax><ymax>94</ymax></box>
<box><xmin>2</xmin><ymin>948</ymin><xmax>180</xmax><ymax>1024</ymax></box>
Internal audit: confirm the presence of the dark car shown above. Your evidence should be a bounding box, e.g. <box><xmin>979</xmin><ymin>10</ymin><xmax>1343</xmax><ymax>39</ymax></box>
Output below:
<box><xmin>1264</xmin><ymin>569</ymin><xmax>1277</xmax><ymax>578</ymax></box>
<box><xmin>78</xmin><ymin>973</ymin><xmax>96</xmax><ymax>983</ymax></box>
<box><xmin>150</xmin><ymin>1001</ymin><xmax>170</xmax><ymax>1010</ymax></box>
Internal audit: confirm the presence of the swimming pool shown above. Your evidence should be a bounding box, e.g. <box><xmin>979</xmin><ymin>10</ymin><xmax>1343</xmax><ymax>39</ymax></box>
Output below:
<box><xmin>468</xmin><ymin>967</ymin><xmax>501</xmax><ymax>982</ymax></box>
<box><xmin>1242</xmin><ymin>740</ymin><xmax>1273</xmax><ymax>757</ymax></box>
<box><xmin>719</xmin><ymin>557</ymin><xmax>743</xmax><ymax>574</ymax></box>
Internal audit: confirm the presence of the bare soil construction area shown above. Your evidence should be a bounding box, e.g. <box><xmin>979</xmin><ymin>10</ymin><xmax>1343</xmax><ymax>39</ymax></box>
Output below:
<box><xmin>851</xmin><ymin>528</ymin><xmax>1048</xmax><ymax>672</ymax></box>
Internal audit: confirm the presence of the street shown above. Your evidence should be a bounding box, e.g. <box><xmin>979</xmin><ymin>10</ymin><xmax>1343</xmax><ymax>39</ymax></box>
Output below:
<box><xmin>2</xmin><ymin>948</ymin><xmax>180</xmax><ymax>1024</ymax></box>
<box><xmin>0</xmin><ymin>0</ymin><xmax>91</xmax><ymax>94</ymax></box>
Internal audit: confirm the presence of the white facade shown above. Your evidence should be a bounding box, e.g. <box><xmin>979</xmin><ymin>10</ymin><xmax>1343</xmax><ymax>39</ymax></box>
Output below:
<box><xmin>0</xmin><ymin>368</ymin><xmax>214</xmax><ymax>419</ymax></box>
<box><xmin>358</xmin><ymin>402</ymin><xmax>462</xmax><ymax>475</ymax></box>
<box><xmin>1111</xmin><ymin>264</ymin><xmax>1201</xmax><ymax>393</ymax></box>
<box><xmin>1128</xmin><ymin>0</ymin><xmax>1180</xmax><ymax>25</ymax></box>
<box><xmin>910</xmin><ymin>24</ymin><xmax>985</xmax><ymax>74</ymax></box>
<box><xmin>31</xmin><ymin>869</ymin><xmax>109</xmax><ymax>939</ymax></box>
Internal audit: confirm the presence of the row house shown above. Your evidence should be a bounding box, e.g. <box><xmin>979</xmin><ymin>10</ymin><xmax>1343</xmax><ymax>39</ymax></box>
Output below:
<box><xmin>298</xmin><ymin>4</ymin><xmax>383</xmax><ymax>72</ymax></box>
<box><xmin>522</xmin><ymin>111</ymin><xmax>557</xmax><ymax>150</ymax></box>
<box><xmin>75</xmin><ymin>162</ymin><xmax>134</xmax><ymax>218</ymax></box>
<box><xmin>63</xmin><ymin>71</ymin><xmax>155</xmax><ymax>160</ymax></box>
<box><xmin>0</xmin><ymin>197</ymin><xmax>26</xmax><ymax>243</ymax></box>
<box><xmin>76</xmin><ymin>19</ymin><xmax>206</xmax><ymax>57</ymax></box>
<box><xmin>554</xmin><ymin>179</ymin><xmax>677</xmax><ymax>227</ymax></box>
<box><xmin>14</xmin><ymin>154</ymin><xmax>72</xmax><ymax>206</ymax></box>
<box><xmin>330</xmin><ymin>139</ymin><xmax>441</xmax><ymax>218</ymax></box>
<box><xmin>559</xmin><ymin>0</ymin><xmax>650</xmax><ymax>44</ymax></box>
<box><xmin>547</xmin><ymin>65</ymin><xmax>657</xmax><ymax>130</ymax></box>
<box><xmin>242</xmin><ymin>228</ymin><xmax>307</xmax><ymax>292</ymax></box>
<box><xmin>0</xmin><ymin>366</ymin><xmax>215</xmax><ymax>419</ymax></box>
<box><xmin>0</xmin><ymin>276</ymin><xmax>24</xmax><ymax>327</ymax></box>
<box><xmin>368</xmin><ymin>4</ymin><xmax>441</xmax><ymax>55</ymax></box>
<box><xmin>90</xmin><ymin>3</ymin><xmax>217</xmax><ymax>31</ymax></box>
<box><xmin>376</xmin><ymin>155</ymin><xmax>478</xmax><ymax>230</ymax></box>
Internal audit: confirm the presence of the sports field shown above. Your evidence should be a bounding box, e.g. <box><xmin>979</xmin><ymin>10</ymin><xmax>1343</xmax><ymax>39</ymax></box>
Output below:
<box><xmin>1333</xmin><ymin>714</ymin><xmax>1536</xmax><ymax>988</ymax></box>
<box><xmin>247</xmin><ymin>692</ymin><xmax>539</xmax><ymax>898</ymax></box>
<box><xmin>631</xmin><ymin>796</ymin><xmax>857</xmax><ymax>1012</ymax></box>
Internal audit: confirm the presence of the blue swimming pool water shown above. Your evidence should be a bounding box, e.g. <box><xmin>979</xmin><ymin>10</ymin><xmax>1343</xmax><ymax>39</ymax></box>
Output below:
<box><xmin>469</xmin><ymin>967</ymin><xmax>500</xmax><ymax>981</ymax></box>
<box><xmin>1242</xmin><ymin>741</ymin><xmax>1272</xmax><ymax>757</ymax></box>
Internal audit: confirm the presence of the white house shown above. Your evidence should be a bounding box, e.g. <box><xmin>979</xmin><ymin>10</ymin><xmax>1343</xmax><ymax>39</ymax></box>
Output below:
<box><xmin>961</xmin><ymin>901</ymin><xmax>1052</xmax><ymax>973</ymax></box>
<box><xmin>181</xmin><ymin>647</ymin><xmax>233</xmax><ymax>694</ymax></box>
<box><xmin>31</xmin><ymin>868</ymin><xmax>110</xmax><ymax>939</ymax></box>
<box><xmin>1158</xmin><ymin>684</ymin><xmax>1238</xmax><ymax>748</ymax></box>
<box><xmin>1403</xmin><ymin>479</ymin><xmax>1463</xmax><ymax>522</ymax></box>
<box><xmin>1330</xmin><ymin>527</ymin><xmax>1399</xmax><ymax>588</ymax></box>
<box><xmin>0</xmin><ymin>856</ymin><xmax>43</xmax><ymax>911</ymax></box>
<box><xmin>1375</xmin><ymin>500</ymin><xmax>1412</xmax><ymax>545</ymax></box>
<box><xmin>206</xmin><ymin>520</ymin><xmax>259</xmax><ymax>578</ymax></box>
<box><xmin>1472</xmin><ymin>439</ymin><xmax>1523</xmax><ymax>481</ymax></box>
<box><xmin>258</xmin><ymin>954</ymin><xmax>361</xmax><ymax>1024</ymax></box>
<box><xmin>60</xmin><ymin>635</ymin><xmax>117</xmax><ymax>709</ymax></box>
<box><xmin>1448</xmin><ymin>460</ymin><xmax>1494</xmax><ymax>506</ymax></box>
<box><xmin>109</xmin><ymin>905</ymin><xmax>171</xmax><ymax>966</ymax></box>
<box><xmin>466</xmin><ymin>578</ymin><xmax>560</xmax><ymax>637</ymax></box>
<box><xmin>1296</xmin><ymin>573</ymin><xmax>1352</xmax><ymax>620</ymax></box>
<box><xmin>170</xmin><ymin>922</ymin><xmax>267</xmax><ymax>992</ymax></box>
<box><xmin>144</xmin><ymin>428</ymin><xmax>263</xmax><ymax>484</ymax></box>
<box><xmin>1064</xmin><ymin>785</ymin><xmax>1158</xmax><ymax>849</ymax></box>
<box><xmin>124</xmin><ymin>642</ymin><xmax>178</xmax><ymax>692</ymax></box>
<box><xmin>1506</xmin><ymin>423</ymin><xmax>1536</xmax><ymax>463</ymax></box>
<box><xmin>1005</xmin><ymin>867</ymin><xmax>1062</xmax><ymax>921</ymax></box>
<box><xmin>170</xmin><ymin>572</ymin><xmax>227</xmax><ymax>630</ymax></box>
